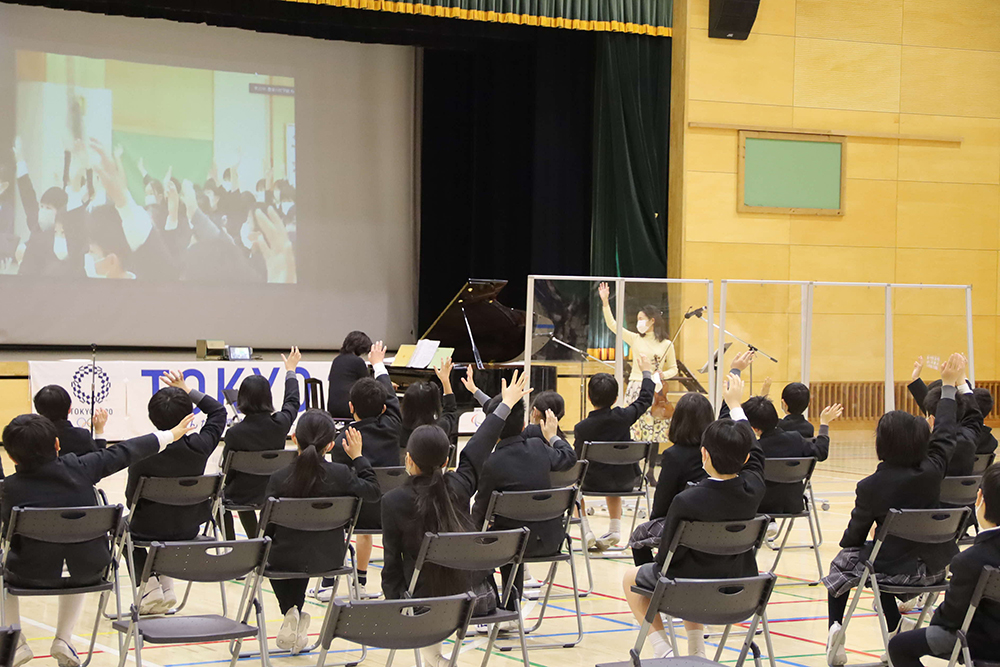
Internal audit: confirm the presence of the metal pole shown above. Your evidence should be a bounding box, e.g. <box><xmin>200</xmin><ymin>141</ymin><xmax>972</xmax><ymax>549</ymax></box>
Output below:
<box><xmin>706</xmin><ymin>281</ymin><xmax>715</xmax><ymax>412</ymax></box>
<box><xmin>801</xmin><ymin>283</ymin><xmax>812</xmax><ymax>420</ymax></box>
<box><xmin>615</xmin><ymin>279</ymin><xmax>626</xmax><ymax>406</ymax></box>
<box><xmin>715</xmin><ymin>282</ymin><xmax>728</xmax><ymax>416</ymax></box>
<box><xmin>523</xmin><ymin>277</ymin><xmax>535</xmax><ymax>414</ymax></box>
<box><xmin>884</xmin><ymin>286</ymin><xmax>895</xmax><ymax>413</ymax></box>
<box><xmin>966</xmin><ymin>285</ymin><xmax>976</xmax><ymax>384</ymax></box>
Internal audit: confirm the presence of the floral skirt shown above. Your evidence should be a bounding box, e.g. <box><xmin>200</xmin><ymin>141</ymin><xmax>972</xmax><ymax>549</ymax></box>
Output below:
<box><xmin>625</xmin><ymin>380</ymin><xmax>670</xmax><ymax>445</ymax></box>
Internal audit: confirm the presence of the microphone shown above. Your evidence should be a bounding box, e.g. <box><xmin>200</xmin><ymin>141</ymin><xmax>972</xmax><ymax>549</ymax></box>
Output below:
<box><xmin>685</xmin><ymin>306</ymin><xmax>707</xmax><ymax>320</ymax></box>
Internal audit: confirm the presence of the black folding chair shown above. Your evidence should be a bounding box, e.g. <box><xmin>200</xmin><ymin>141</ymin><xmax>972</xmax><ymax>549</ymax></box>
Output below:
<box><xmin>580</xmin><ymin>441</ymin><xmax>656</xmax><ymax>557</ymax></box>
<box><xmin>0</xmin><ymin>626</ymin><xmax>19</xmax><ymax>667</ymax></box>
<box><xmin>219</xmin><ymin>449</ymin><xmax>298</xmax><ymax>528</ymax></box>
<box><xmin>940</xmin><ymin>475</ymin><xmax>984</xmax><ymax>546</ymax></box>
<box><xmin>120</xmin><ymin>474</ymin><xmax>226</xmax><ymax>617</ymax></box>
<box><xmin>249</xmin><ymin>496</ymin><xmax>363</xmax><ymax>666</ymax></box>
<box><xmin>946</xmin><ymin>565</ymin><xmax>1000</xmax><ymax>667</ymax></box>
<box><xmin>112</xmin><ymin>538</ymin><xmax>270</xmax><ymax>667</ymax></box>
<box><xmin>385</xmin><ymin>528</ymin><xmax>531</xmax><ymax>667</ymax></box>
<box><xmin>761</xmin><ymin>457</ymin><xmax>824</xmax><ymax>582</ymax></box>
<box><xmin>317</xmin><ymin>594</ymin><xmax>477</xmax><ymax>667</ymax></box>
<box><xmin>0</xmin><ymin>506</ymin><xmax>125</xmax><ymax>667</ymax></box>
<box><xmin>599</xmin><ymin>574</ymin><xmax>778</xmax><ymax>667</ymax></box>
<box><xmin>973</xmin><ymin>453</ymin><xmax>995</xmax><ymax>475</ymax></box>
<box><xmin>549</xmin><ymin>460</ymin><xmax>595</xmax><ymax>596</ymax></box>
<box><xmin>353</xmin><ymin>467</ymin><xmax>409</xmax><ymax>559</ymax></box>
<box><xmin>482</xmin><ymin>487</ymin><xmax>583</xmax><ymax>651</ymax></box>
<box><xmin>830</xmin><ymin>507</ymin><xmax>971</xmax><ymax>667</ymax></box>
<box><xmin>305</xmin><ymin>378</ymin><xmax>326</xmax><ymax>411</ymax></box>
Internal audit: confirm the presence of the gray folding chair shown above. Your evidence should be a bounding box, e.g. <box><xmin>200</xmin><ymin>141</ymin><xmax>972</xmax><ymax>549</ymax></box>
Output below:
<box><xmin>940</xmin><ymin>476</ymin><xmax>984</xmax><ymax>546</ymax></box>
<box><xmin>580</xmin><ymin>441</ymin><xmax>656</xmax><ymax>557</ymax></box>
<box><xmin>349</xmin><ymin>467</ymin><xmax>409</xmax><ymax>567</ymax></box>
<box><xmin>946</xmin><ymin>565</ymin><xmax>1000</xmax><ymax>667</ymax></box>
<box><xmin>317</xmin><ymin>593</ymin><xmax>477</xmax><ymax>667</ymax></box>
<box><xmin>0</xmin><ymin>626</ymin><xmax>20</xmax><ymax>667</ymax></box>
<box><xmin>482</xmin><ymin>487</ymin><xmax>583</xmax><ymax>651</ymax></box>
<box><xmin>0</xmin><ymin>505</ymin><xmax>125</xmax><ymax>667</ymax></box>
<box><xmin>830</xmin><ymin>507</ymin><xmax>971</xmax><ymax>667</ymax></box>
<box><xmin>252</xmin><ymin>496</ymin><xmax>363</xmax><ymax>667</ymax></box>
<box><xmin>761</xmin><ymin>457</ymin><xmax>824</xmax><ymax>582</ymax></box>
<box><xmin>549</xmin><ymin>460</ymin><xmax>595</xmax><ymax>596</ymax></box>
<box><xmin>219</xmin><ymin>450</ymin><xmax>298</xmax><ymax>534</ymax></box>
<box><xmin>973</xmin><ymin>453</ymin><xmax>995</xmax><ymax>475</ymax></box>
<box><xmin>385</xmin><ymin>528</ymin><xmax>531</xmax><ymax>667</ymax></box>
<box><xmin>112</xmin><ymin>538</ymin><xmax>270</xmax><ymax>667</ymax></box>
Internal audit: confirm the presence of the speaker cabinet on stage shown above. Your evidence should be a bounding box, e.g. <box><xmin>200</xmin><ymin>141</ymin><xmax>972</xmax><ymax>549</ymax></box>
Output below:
<box><xmin>708</xmin><ymin>0</ymin><xmax>760</xmax><ymax>40</ymax></box>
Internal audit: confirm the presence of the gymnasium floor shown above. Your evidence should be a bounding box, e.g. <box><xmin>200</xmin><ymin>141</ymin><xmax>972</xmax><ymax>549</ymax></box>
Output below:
<box><xmin>3</xmin><ymin>429</ymin><xmax>914</xmax><ymax>667</ymax></box>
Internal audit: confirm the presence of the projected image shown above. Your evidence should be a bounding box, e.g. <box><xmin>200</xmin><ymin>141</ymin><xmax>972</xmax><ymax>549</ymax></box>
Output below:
<box><xmin>1</xmin><ymin>51</ymin><xmax>297</xmax><ymax>283</ymax></box>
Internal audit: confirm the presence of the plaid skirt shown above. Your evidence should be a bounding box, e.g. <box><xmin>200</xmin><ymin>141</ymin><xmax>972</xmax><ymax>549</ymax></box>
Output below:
<box><xmin>822</xmin><ymin>546</ymin><xmax>946</xmax><ymax>600</ymax></box>
<box><xmin>629</xmin><ymin>517</ymin><xmax>665</xmax><ymax>551</ymax></box>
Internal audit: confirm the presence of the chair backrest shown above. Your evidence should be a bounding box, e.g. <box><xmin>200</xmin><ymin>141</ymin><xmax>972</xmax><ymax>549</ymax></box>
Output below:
<box><xmin>669</xmin><ymin>517</ymin><xmax>771</xmax><ymax>557</ymax></box>
<box><xmin>374</xmin><ymin>467</ymin><xmax>410</xmax><ymax>493</ymax></box>
<box><xmin>485</xmin><ymin>487</ymin><xmax>576</xmax><ymax>526</ymax></box>
<box><xmin>224</xmin><ymin>449</ymin><xmax>298</xmax><ymax>476</ymax></box>
<box><xmin>549</xmin><ymin>460</ymin><xmax>589</xmax><ymax>489</ymax></box>
<box><xmin>133</xmin><ymin>474</ymin><xmax>224</xmax><ymax>507</ymax></box>
<box><xmin>649</xmin><ymin>574</ymin><xmax>776</xmax><ymax>626</ymax></box>
<box><xmin>146</xmin><ymin>538</ymin><xmax>270</xmax><ymax>583</ymax></box>
<box><xmin>939</xmin><ymin>476</ymin><xmax>983</xmax><ymax>507</ymax></box>
<box><xmin>415</xmin><ymin>528</ymin><xmax>530</xmax><ymax>573</ymax></box>
<box><xmin>259</xmin><ymin>496</ymin><xmax>361</xmax><ymax>533</ymax></box>
<box><xmin>6</xmin><ymin>505</ymin><xmax>123</xmax><ymax>544</ymax></box>
<box><xmin>973</xmin><ymin>453</ymin><xmax>996</xmax><ymax>475</ymax></box>
<box><xmin>973</xmin><ymin>565</ymin><xmax>1000</xmax><ymax>605</ymax></box>
<box><xmin>581</xmin><ymin>441</ymin><xmax>653</xmax><ymax>466</ymax></box>
<box><xmin>0</xmin><ymin>626</ymin><xmax>20</xmax><ymax>667</ymax></box>
<box><xmin>878</xmin><ymin>507</ymin><xmax>970</xmax><ymax>544</ymax></box>
<box><xmin>321</xmin><ymin>593</ymin><xmax>476</xmax><ymax>651</ymax></box>
<box><xmin>762</xmin><ymin>457</ymin><xmax>817</xmax><ymax>485</ymax></box>
<box><xmin>304</xmin><ymin>378</ymin><xmax>325</xmax><ymax>411</ymax></box>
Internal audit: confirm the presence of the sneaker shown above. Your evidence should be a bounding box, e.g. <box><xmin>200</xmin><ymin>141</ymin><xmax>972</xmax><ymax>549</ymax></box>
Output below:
<box><xmin>897</xmin><ymin>596</ymin><xmax>919</xmax><ymax>614</ymax></box>
<box><xmin>153</xmin><ymin>588</ymin><xmax>178</xmax><ymax>615</ymax></box>
<box><xmin>826</xmin><ymin>622</ymin><xmax>847</xmax><ymax>666</ymax></box>
<box><xmin>523</xmin><ymin>576</ymin><xmax>543</xmax><ymax>589</ymax></box>
<box><xmin>595</xmin><ymin>531</ymin><xmax>620</xmax><ymax>551</ymax></box>
<box><xmin>293</xmin><ymin>611</ymin><xmax>311</xmax><ymax>655</ymax></box>
<box><xmin>139</xmin><ymin>585</ymin><xmax>164</xmax><ymax>615</ymax></box>
<box><xmin>311</xmin><ymin>587</ymin><xmax>332</xmax><ymax>602</ymax></box>
<box><xmin>276</xmin><ymin>607</ymin><xmax>300</xmax><ymax>651</ymax></box>
<box><xmin>13</xmin><ymin>638</ymin><xmax>32</xmax><ymax>667</ymax></box>
<box><xmin>356</xmin><ymin>582</ymin><xmax>381</xmax><ymax>600</ymax></box>
<box><xmin>766</xmin><ymin>521</ymin><xmax>780</xmax><ymax>542</ymax></box>
<box><xmin>419</xmin><ymin>645</ymin><xmax>449</xmax><ymax>667</ymax></box>
<box><xmin>585</xmin><ymin>531</ymin><xmax>598</xmax><ymax>552</ymax></box>
<box><xmin>49</xmin><ymin>639</ymin><xmax>80</xmax><ymax>667</ymax></box>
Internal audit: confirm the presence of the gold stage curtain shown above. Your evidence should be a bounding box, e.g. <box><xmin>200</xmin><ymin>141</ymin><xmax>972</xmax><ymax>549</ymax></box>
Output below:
<box><xmin>283</xmin><ymin>0</ymin><xmax>673</xmax><ymax>35</ymax></box>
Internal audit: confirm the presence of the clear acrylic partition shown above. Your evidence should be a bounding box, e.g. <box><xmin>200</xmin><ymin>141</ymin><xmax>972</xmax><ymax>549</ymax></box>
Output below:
<box><xmin>715</xmin><ymin>281</ymin><xmax>806</xmax><ymax>412</ymax></box>
<box><xmin>810</xmin><ymin>283</ymin><xmax>888</xmax><ymax>476</ymax></box>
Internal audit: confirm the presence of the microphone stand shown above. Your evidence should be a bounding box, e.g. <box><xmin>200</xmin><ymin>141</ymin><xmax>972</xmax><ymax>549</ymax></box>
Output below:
<box><xmin>536</xmin><ymin>333</ymin><xmax>613</xmax><ymax>423</ymax></box>
<box><xmin>686</xmin><ymin>307</ymin><xmax>778</xmax><ymax>390</ymax></box>
<box><xmin>89</xmin><ymin>343</ymin><xmax>97</xmax><ymax>437</ymax></box>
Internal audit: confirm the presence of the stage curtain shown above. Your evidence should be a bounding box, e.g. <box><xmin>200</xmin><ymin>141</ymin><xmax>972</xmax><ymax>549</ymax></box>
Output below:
<box><xmin>284</xmin><ymin>0</ymin><xmax>672</xmax><ymax>35</ymax></box>
<box><xmin>589</xmin><ymin>32</ymin><xmax>670</xmax><ymax>349</ymax></box>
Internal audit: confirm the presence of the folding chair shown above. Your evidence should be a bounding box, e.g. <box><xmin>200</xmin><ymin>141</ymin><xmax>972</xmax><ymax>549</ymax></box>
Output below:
<box><xmin>222</xmin><ymin>389</ymin><xmax>241</xmax><ymax>425</ymax></box>
<box><xmin>0</xmin><ymin>626</ymin><xmax>19</xmax><ymax>667</ymax></box>
<box><xmin>253</xmin><ymin>496</ymin><xmax>364</xmax><ymax>667</ymax></box>
<box><xmin>352</xmin><ymin>467</ymin><xmax>409</xmax><ymax>563</ymax></box>
<box><xmin>305</xmin><ymin>378</ymin><xmax>326</xmax><ymax>411</ymax></box>
<box><xmin>946</xmin><ymin>565</ymin><xmax>1000</xmax><ymax>667</ymax></box>
<box><xmin>598</xmin><ymin>574</ymin><xmax>777</xmax><ymax>667</ymax></box>
<box><xmin>482</xmin><ymin>487</ymin><xmax>583</xmax><ymax>651</ymax></box>
<box><xmin>112</xmin><ymin>538</ymin><xmax>271</xmax><ymax>667</ymax></box>
<box><xmin>940</xmin><ymin>475</ymin><xmax>983</xmax><ymax>547</ymax></box>
<box><xmin>219</xmin><ymin>449</ymin><xmax>298</xmax><ymax>532</ymax></box>
<box><xmin>0</xmin><ymin>506</ymin><xmax>125</xmax><ymax>667</ymax></box>
<box><xmin>121</xmin><ymin>474</ymin><xmax>226</xmax><ymax>617</ymax></box>
<box><xmin>829</xmin><ymin>507</ymin><xmax>971</xmax><ymax>667</ymax></box>
<box><xmin>973</xmin><ymin>453</ymin><xmax>995</xmax><ymax>475</ymax></box>
<box><xmin>761</xmin><ymin>457</ymin><xmax>824</xmax><ymax>583</ymax></box>
<box><xmin>316</xmin><ymin>593</ymin><xmax>477</xmax><ymax>667</ymax></box>
<box><xmin>549</xmin><ymin>460</ymin><xmax>595</xmax><ymax>596</ymax></box>
<box><xmin>385</xmin><ymin>528</ymin><xmax>531</xmax><ymax>667</ymax></box>
<box><xmin>580</xmin><ymin>441</ymin><xmax>655</xmax><ymax>557</ymax></box>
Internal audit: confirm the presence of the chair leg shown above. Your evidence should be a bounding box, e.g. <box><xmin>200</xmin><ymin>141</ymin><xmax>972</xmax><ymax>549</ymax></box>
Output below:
<box><xmin>913</xmin><ymin>591</ymin><xmax>938</xmax><ymax>630</ymax></box>
<box><xmin>761</xmin><ymin>611</ymin><xmax>777</xmax><ymax>667</ymax></box>
<box><xmin>869</xmin><ymin>576</ymin><xmax>894</xmax><ymax>667</ymax></box>
<box><xmin>382</xmin><ymin>649</ymin><xmax>396</xmax><ymax>667</ymax></box>
<box><xmin>768</xmin><ymin>516</ymin><xmax>795</xmax><ymax>574</ymax></box>
<box><xmin>807</xmin><ymin>510</ymin><xmax>824</xmax><ymax>582</ymax></box>
<box><xmin>525</xmin><ymin>562</ymin><xmax>558</xmax><ymax>634</ymax></box>
<box><xmin>563</xmin><ymin>542</ymin><xmax>584</xmax><ymax>648</ymax></box>
<box><xmin>808</xmin><ymin>484</ymin><xmax>825</xmax><ymax>546</ymax></box>
<box><xmin>228</xmin><ymin>638</ymin><xmax>244</xmax><ymax>667</ymax></box>
<box><xmin>667</xmin><ymin>614</ymin><xmax>679</xmax><ymax>656</ymax></box>
<box><xmin>80</xmin><ymin>590</ymin><xmax>112</xmax><ymax>667</ymax></box>
<box><xmin>715</xmin><ymin>624</ymin><xmax>732</xmax><ymax>661</ymax></box>
<box><xmin>576</xmin><ymin>519</ymin><xmax>595</xmax><ymax>596</ymax></box>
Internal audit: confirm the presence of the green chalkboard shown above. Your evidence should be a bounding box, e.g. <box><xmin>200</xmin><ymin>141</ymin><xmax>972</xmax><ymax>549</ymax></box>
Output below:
<box><xmin>739</xmin><ymin>131</ymin><xmax>845</xmax><ymax>215</ymax></box>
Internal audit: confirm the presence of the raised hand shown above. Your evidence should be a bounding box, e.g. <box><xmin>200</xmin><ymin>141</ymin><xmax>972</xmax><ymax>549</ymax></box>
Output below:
<box><xmin>730</xmin><ymin>349</ymin><xmax>756</xmax><ymax>372</ymax></box>
<box><xmin>369</xmin><ymin>341</ymin><xmax>387</xmax><ymax>366</ymax></box>
<box><xmin>912</xmin><ymin>356</ymin><xmax>924</xmax><ymax>381</ymax></box>
<box><xmin>343</xmin><ymin>427</ymin><xmax>364</xmax><ymax>460</ymax></box>
<box><xmin>161</xmin><ymin>370</ymin><xmax>191</xmax><ymax>393</ymax></box>
<box><xmin>723</xmin><ymin>372</ymin><xmax>745</xmax><ymax>408</ymax></box>
<box><xmin>541</xmin><ymin>409</ymin><xmax>559</xmax><ymax>442</ymax></box>
<box><xmin>92</xmin><ymin>408</ymin><xmax>109</xmax><ymax>435</ymax></box>
<box><xmin>636</xmin><ymin>353</ymin><xmax>653</xmax><ymax>374</ymax></box>
<box><xmin>460</xmin><ymin>365</ymin><xmax>480</xmax><ymax>395</ymax></box>
<box><xmin>598</xmin><ymin>282</ymin><xmax>610</xmax><ymax>303</ymax></box>
<box><xmin>434</xmin><ymin>356</ymin><xmax>454</xmax><ymax>394</ymax></box>
<box><xmin>940</xmin><ymin>352</ymin><xmax>965</xmax><ymax>387</ymax></box>
<box><xmin>759</xmin><ymin>377</ymin><xmax>772</xmax><ymax>397</ymax></box>
<box><xmin>501</xmin><ymin>370</ymin><xmax>533</xmax><ymax>407</ymax></box>
<box><xmin>282</xmin><ymin>346</ymin><xmax>301</xmax><ymax>371</ymax></box>
<box><xmin>89</xmin><ymin>139</ymin><xmax>129</xmax><ymax>208</ymax></box>
<box><xmin>820</xmin><ymin>403</ymin><xmax>844</xmax><ymax>426</ymax></box>
<box><xmin>170</xmin><ymin>414</ymin><xmax>196</xmax><ymax>441</ymax></box>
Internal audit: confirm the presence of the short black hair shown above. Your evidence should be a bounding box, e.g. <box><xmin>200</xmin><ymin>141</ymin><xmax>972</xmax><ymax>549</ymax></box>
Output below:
<box><xmin>982</xmin><ymin>463</ymin><xmax>1000</xmax><ymax>525</ymax></box>
<box><xmin>743</xmin><ymin>396</ymin><xmax>780</xmax><ymax>433</ymax></box>
<box><xmin>781</xmin><ymin>383</ymin><xmax>810</xmax><ymax>415</ymax></box>
<box><xmin>923</xmin><ymin>386</ymin><xmax>966</xmax><ymax>423</ymax></box>
<box><xmin>701</xmin><ymin>419</ymin><xmax>754</xmax><ymax>475</ymax></box>
<box><xmin>34</xmin><ymin>384</ymin><xmax>72</xmax><ymax>422</ymax></box>
<box><xmin>350</xmin><ymin>378</ymin><xmax>386</xmax><ymax>419</ymax></box>
<box><xmin>237</xmin><ymin>375</ymin><xmax>275</xmax><ymax>415</ymax></box>
<box><xmin>531</xmin><ymin>391</ymin><xmax>565</xmax><ymax>421</ymax></box>
<box><xmin>668</xmin><ymin>393</ymin><xmax>715</xmax><ymax>447</ymax></box>
<box><xmin>401</xmin><ymin>381</ymin><xmax>442</xmax><ymax>430</ymax></box>
<box><xmin>875</xmin><ymin>410</ymin><xmax>930</xmax><ymax>467</ymax></box>
<box><xmin>148</xmin><ymin>386</ymin><xmax>193</xmax><ymax>430</ymax></box>
<box><xmin>341</xmin><ymin>331</ymin><xmax>372</xmax><ymax>356</ymax></box>
<box><xmin>485</xmin><ymin>394</ymin><xmax>526</xmax><ymax>440</ymax></box>
<box><xmin>40</xmin><ymin>186</ymin><xmax>68</xmax><ymax>211</ymax></box>
<box><xmin>973</xmin><ymin>387</ymin><xmax>994</xmax><ymax>419</ymax></box>
<box><xmin>2</xmin><ymin>414</ymin><xmax>58</xmax><ymax>471</ymax></box>
<box><xmin>588</xmin><ymin>373</ymin><xmax>618</xmax><ymax>409</ymax></box>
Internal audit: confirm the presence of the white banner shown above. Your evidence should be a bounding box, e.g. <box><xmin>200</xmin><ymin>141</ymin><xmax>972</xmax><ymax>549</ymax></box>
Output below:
<box><xmin>28</xmin><ymin>360</ymin><xmax>332</xmax><ymax>441</ymax></box>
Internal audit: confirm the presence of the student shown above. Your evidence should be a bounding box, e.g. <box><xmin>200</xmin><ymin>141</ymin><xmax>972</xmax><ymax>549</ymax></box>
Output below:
<box><xmin>778</xmin><ymin>382</ymin><xmax>815</xmax><ymax>438</ymax></box>
<box><xmin>220</xmin><ymin>348</ymin><xmax>301</xmax><ymax>540</ymax></box>
<box><xmin>126</xmin><ymin>370</ymin><xmax>227</xmax><ymax>615</ymax></box>
<box><xmin>472</xmin><ymin>392</ymin><xmax>577</xmax><ymax>610</ymax></box>
<box><xmin>825</xmin><ymin>353</ymin><xmax>966</xmax><ymax>666</ymax></box>
<box><xmin>398</xmin><ymin>357</ymin><xmax>459</xmax><ymax>458</ymax></box>
<box><xmin>621</xmin><ymin>372</ymin><xmax>764</xmax><ymax>659</ymax></box>
<box><xmin>33</xmin><ymin>385</ymin><xmax>108</xmax><ymax>457</ymax></box>
<box><xmin>923</xmin><ymin>380</ymin><xmax>981</xmax><ymax>476</ymax></box>
<box><xmin>573</xmin><ymin>354</ymin><xmax>655</xmax><ymax>551</ymax></box>
<box><xmin>264</xmin><ymin>413</ymin><xmax>380</xmax><ymax>655</ymax></box>
<box><xmin>1</xmin><ymin>413</ymin><xmax>193</xmax><ymax>667</ymax></box>
<box><xmin>327</xmin><ymin>331</ymin><xmax>372</xmax><ymax>418</ymax></box>
<box><xmin>628</xmin><ymin>392</ymin><xmax>714</xmax><ymax>566</ymax></box>
<box><xmin>381</xmin><ymin>371</ymin><xmax>532</xmax><ymax>667</ymax></box>
<box><xmin>973</xmin><ymin>387</ymin><xmax>997</xmax><ymax>455</ymax></box>
<box><xmin>326</xmin><ymin>341</ymin><xmax>400</xmax><ymax>598</ymax></box>
<box><xmin>887</xmin><ymin>463</ymin><xmax>1000</xmax><ymax>667</ymax></box>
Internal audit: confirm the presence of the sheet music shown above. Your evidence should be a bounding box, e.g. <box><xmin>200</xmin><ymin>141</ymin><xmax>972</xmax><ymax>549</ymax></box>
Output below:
<box><xmin>408</xmin><ymin>339</ymin><xmax>440</xmax><ymax>369</ymax></box>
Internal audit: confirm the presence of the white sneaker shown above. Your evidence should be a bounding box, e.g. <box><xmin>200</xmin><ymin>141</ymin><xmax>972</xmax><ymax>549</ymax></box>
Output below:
<box><xmin>13</xmin><ymin>638</ymin><xmax>32</xmax><ymax>667</ymax></box>
<box><xmin>153</xmin><ymin>588</ymin><xmax>178</xmax><ymax>615</ymax></box>
<box><xmin>276</xmin><ymin>608</ymin><xmax>299</xmax><ymax>651</ymax></box>
<box><xmin>419</xmin><ymin>645</ymin><xmax>449</xmax><ymax>667</ymax></box>
<box><xmin>139</xmin><ymin>585</ymin><xmax>165</xmax><ymax>615</ymax></box>
<box><xmin>497</xmin><ymin>619</ymin><xmax>520</xmax><ymax>634</ymax></box>
<box><xmin>312</xmin><ymin>587</ymin><xmax>332</xmax><ymax>602</ymax></box>
<box><xmin>294</xmin><ymin>612</ymin><xmax>311</xmax><ymax>654</ymax></box>
<box><xmin>523</xmin><ymin>576</ymin><xmax>543</xmax><ymax>589</ymax></box>
<box><xmin>766</xmin><ymin>521</ymin><xmax>780</xmax><ymax>542</ymax></box>
<box><xmin>356</xmin><ymin>582</ymin><xmax>381</xmax><ymax>599</ymax></box>
<box><xmin>897</xmin><ymin>596</ymin><xmax>919</xmax><ymax>614</ymax></box>
<box><xmin>585</xmin><ymin>532</ymin><xmax>598</xmax><ymax>551</ymax></box>
<box><xmin>595</xmin><ymin>531</ymin><xmax>621</xmax><ymax>551</ymax></box>
<box><xmin>827</xmin><ymin>622</ymin><xmax>847</xmax><ymax>666</ymax></box>
<box><xmin>50</xmin><ymin>639</ymin><xmax>80</xmax><ymax>667</ymax></box>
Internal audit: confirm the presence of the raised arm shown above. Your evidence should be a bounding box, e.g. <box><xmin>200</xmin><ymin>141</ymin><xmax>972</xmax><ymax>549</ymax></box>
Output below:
<box><xmin>161</xmin><ymin>370</ymin><xmax>226</xmax><ymax>453</ymax></box>
<box><xmin>341</xmin><ymin>428</ymin><xmax>382</xmax><ymax>503</ymax></box>
<box><xmin>460</xmin><ymin>365</ymin><xmax>491</xmax><ymax>407</ymax></box>
<box><xmin>926</xmin><ymin>353</ymin><xmax>963</xmax><ymax>475</ymax></box>
<box><xmin>13</xmin><ymin>138</ymin><xmax>39</xmax><ymax>233</ymax></box>
<box><xmin>807</xmin><ymin>404</ymin><xmax>842</xmax><ymax>462</ymax></box>
<box><xmin>370</xmin><ymin>341</ymin><xmax>401</xmax><ymax>426</ymax></box>
<box><xmin>541</xmin><ymin>409</ymin><xmax>577</xmax><ymax>472</ymax></box>
<box><xmin>79</xmin><ymin>416</ymin><xmax>194</xmax><ymax>483</ymax></box>
<box><xmin>598</xmin><ymin>282</ymin><xmax>638</xmax><ymax>346</ymax></box>
<box><xmin>908</xmin><ymin>357</ymin><xmax>929</xmax><ymax>411</ymax></box>
<box><xmin>434</xmin><ymin>357</ymin><xmax>459</xmax><ymax>435</ymax></box>
<box><xmin>275</xmin><ymin>347</ymin><xmax>302</xmax><ymax>432</ymax></box>
<box><xmin>724</xmin><ymin>373</ymin><xmax>765</xmax><ymax>492</ymax></box>
<box><xmin>617</xmin><ymin>354</ymin><xmax>655</xmax><ymax>424</ymax></box>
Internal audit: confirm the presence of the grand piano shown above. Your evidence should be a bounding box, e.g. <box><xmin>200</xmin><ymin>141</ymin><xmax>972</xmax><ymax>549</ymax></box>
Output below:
<box><xmin>387</xmin><ymin>279</ymin><xmax>557</xmax><ymax>406</ymax></box>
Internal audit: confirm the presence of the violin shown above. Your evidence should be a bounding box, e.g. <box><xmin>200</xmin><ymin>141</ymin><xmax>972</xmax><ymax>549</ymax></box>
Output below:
<box><xmin>649</xmin><ymin>354</ymin><xmax>674</xmax><ymax>420</ymax></box>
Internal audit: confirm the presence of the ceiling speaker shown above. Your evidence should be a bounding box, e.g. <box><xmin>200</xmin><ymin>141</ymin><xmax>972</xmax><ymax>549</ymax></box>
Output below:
<box><xmin>709</xmin><ymin>0</ymin><xmax>760</xmax><ymax>40</ymax></box>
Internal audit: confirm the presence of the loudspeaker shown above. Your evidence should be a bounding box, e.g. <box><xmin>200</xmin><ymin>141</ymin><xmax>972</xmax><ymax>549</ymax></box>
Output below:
<box><xmin>708</xmin><ymin>0</ymin><xmax>760</xmax><ymax>40</ymax></box>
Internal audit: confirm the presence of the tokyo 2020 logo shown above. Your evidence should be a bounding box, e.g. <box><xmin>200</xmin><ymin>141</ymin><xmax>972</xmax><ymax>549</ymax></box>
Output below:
<box><xmin>71</xmin><ymin>364</ymin><xmax>112</xmax><ymax>405</ymax></box>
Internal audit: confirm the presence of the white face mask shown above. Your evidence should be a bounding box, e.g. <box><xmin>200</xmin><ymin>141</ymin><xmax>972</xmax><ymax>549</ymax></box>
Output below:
<box><xmin>84</xmin><ymin>252</ymin><xmax>107</xmax><ymax>278</ymax></box>
<box><xmin>240</xmin><ymin>220</ymin><xmax>254</xmax><ymax>250</ymax></box>
<box><xmin>145</xmin><ymin>194</ymin><xmax>158</xmax><ymax>206</ymax></box>
<box><xmin>52</xmin><ymin>233</ymin><xmax>68</xmax><ymax>260</ymax></box>
<box><xmin>222</xmin><ymin>180</ymin><xmax>233</xmax><ymax>193</ymax></box>
<box><xmin>255</xmin><ymin>191</ymin><xmax>265</xmax><ymax>203</ymax></box>
<box><xmin>636</xmin><ymin>318</ymin><xmax>651</xmax><ymax>334</ymax></box>
<box><xmin>38</xmin><ymin>207</ymin><xmax>57</xmax><ymax>231</ymax></box>
<box><xmin>281</xmin><ymin>200</ymin><xmax>293</xmax><ymax>215</ymax></box>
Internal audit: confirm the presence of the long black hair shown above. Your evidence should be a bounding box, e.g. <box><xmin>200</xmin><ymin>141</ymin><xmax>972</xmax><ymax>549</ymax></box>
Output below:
<box><xmin>237</xmin><ymin>374</ymin><xmax>275</xmax><ymax>415</ymax></box>
<box><xmin>638</xmin><ymin>304</ymin><xmax>669</xmax><ymax>342</ymax></box>
<box><xmin>279</xmin><ymin>409</ymin><xmax>336</xmax><ymax>497</ymax></box>
<box><xmin>668</xmin><ymin>393</ymin><xmax>715</xmax><ymax>447</ymax></box>
<box><xmin>531</xmin><ymin>390</ymin><xmax>566</xmax><ymax>439</ymax></box>
<box><xmin>401</xmin><ymin>381</ymin><xmax>442</xmax><ymax>431</ymax></box>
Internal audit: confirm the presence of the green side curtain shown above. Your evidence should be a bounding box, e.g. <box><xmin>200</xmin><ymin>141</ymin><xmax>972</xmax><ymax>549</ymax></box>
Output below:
<box><xmin>590</xmin><ymin>32</ymin><xmax>671</xmax><ymax>349</ymax></box>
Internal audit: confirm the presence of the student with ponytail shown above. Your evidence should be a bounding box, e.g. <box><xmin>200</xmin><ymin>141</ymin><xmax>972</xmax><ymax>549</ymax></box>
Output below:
<box><xmin>264</xmin><ymin>411</ymin><xmax>380</xmax><ymax>655</ymax></box>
